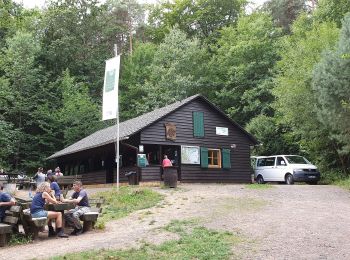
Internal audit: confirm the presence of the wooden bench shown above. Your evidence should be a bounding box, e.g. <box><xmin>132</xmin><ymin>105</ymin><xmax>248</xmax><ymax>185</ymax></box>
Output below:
<box><xmin>80</xmin><ymin>197</ymin><xmax>105</xmax><ymax>232</ymax></box>
<box><xmin>0</xmin><ymin>205</ymin><xmax>21</xmax><ymax>247</ymax></box>
<box><xmin>21</xmin><ymin>209</ymin><xmax>47</xmax><ymax>240</ymax></box>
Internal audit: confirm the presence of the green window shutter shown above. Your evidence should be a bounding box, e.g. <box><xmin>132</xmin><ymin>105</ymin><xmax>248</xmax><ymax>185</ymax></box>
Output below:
<box><xmin>222</xmin><ymin>149</ymin><xmax>231</xmax><ymax>169</ymax></box>
<box><xmin>193</xmin><ymin>112</ymin><xmax>204</xmax><ymax>137</ymax></box>
<box><xmin>200</xmin><ymin>147</ymin><xmax>208</xmax><ymax>168</ymax></box>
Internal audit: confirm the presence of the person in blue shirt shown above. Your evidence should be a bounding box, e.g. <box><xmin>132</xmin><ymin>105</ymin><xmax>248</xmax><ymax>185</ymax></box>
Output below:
<box><xmin>0</xmin><ymin>185</ymin><xmax>16</xmax><ymax>222</ymax></box>
<box><xmin>63</xmin><ymin>181</ymin><xmax>90</xmax><ymax>235</ymax></box>
<box><xmin>30</xmin><ymin>182</ymin><xmax>68</xmax><ymax>238</ymax></box>
<box><xmin>47</xmin><ymin>175</ymin><xmax>62</xmax><ymax>201</ymax></box>
<box><xmin>47</xmin><ymin>175</ymin><xmax>63</xmax><ymax>236</ymax></box>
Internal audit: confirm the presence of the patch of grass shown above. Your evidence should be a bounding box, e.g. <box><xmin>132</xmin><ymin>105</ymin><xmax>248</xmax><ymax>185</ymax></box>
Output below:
<box><xmin>334</xmin><ymin>178</ymin><xmax>350</xmax><ymax>190</ymax></box>
<box><xmin>245</xmin><ymin>183</ymin><xmax>274</xmax><ymax>190</ymax></box>
<box><xmin>319</xmin><ymin>169</ymin><xmax>345</xmax><ymax>184</ymax></box>
<box><xmin>94</xmin><ymin>186</ymin><xmax>164</xmax><ymax>229</ymax></box>
<box><xmin>8</xmin><ymin>233</ymin><xmax>32</xmax><ymax>246</ymax></box>
<box><xmin>52</xmin><ymin>220</ymin><xmax>242</xmax><ymax>260</ymax></box>
<box><xmin>164</xmin><ymin>219</ymin><xmax>199</xmax><ymax>235</ymax></box>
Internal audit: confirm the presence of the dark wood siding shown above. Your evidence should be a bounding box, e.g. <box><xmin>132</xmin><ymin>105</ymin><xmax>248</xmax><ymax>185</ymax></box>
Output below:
<box><xmin>140</xmin><ymin>166</ymin><xmax>161</xmax><ymax>182</ymax></box>
<box><xmin>141</xmin><ymin>99</ymin><xmax>252</xmax><ymax>183</ymax></box>
<box><xmin>81</xmin><ymin>170</ymin><xmax>106</xmax><ymax>184</ymax></box>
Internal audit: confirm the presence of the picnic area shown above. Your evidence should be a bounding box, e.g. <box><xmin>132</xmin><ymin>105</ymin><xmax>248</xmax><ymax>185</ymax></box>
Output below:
<box><xmin>1</xmin><ymin>183</ymin><xmax>350</xmax><ymax>260</ymax></box>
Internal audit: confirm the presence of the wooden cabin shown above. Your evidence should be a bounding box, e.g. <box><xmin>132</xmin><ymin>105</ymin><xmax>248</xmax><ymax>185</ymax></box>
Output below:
<box><xmin>48</xmin><ymin>95</ymin><xmax>258</xmax><ymax>184</ymax></box>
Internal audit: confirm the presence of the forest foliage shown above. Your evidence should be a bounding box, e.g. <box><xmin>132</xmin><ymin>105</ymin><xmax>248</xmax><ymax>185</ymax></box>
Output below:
<box><xmin>1</xmin><ymin>0</ymin><xmax>350</xmax><ymax>179</ymax></box>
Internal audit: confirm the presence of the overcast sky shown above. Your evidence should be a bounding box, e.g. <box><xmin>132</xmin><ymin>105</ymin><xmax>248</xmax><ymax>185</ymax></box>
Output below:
<box><xmin>15</xmin><ymin>0</ymin><xmax>268</xmax><ymax>9</ymax></box>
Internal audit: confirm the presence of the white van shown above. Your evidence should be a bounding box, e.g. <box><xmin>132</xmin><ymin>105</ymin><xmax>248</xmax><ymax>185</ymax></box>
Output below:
<box><xmin>251</xmin><ymin>155</ymin><xmax>320</xmax><ymax>185</ymax></box>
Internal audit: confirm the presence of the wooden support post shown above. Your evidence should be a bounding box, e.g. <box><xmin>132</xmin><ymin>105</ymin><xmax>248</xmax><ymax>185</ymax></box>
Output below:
<box><xmin>83</xmin><ymin>221</ymin><xmax>93</xmax><ymax>232</ymax></box>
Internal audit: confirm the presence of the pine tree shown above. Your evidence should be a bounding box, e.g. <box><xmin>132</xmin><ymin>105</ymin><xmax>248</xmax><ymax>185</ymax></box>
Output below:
<box><xmin>313</xmin><ymin>13</ymin><xmax>350</xmax><ymax>172</ymax></box>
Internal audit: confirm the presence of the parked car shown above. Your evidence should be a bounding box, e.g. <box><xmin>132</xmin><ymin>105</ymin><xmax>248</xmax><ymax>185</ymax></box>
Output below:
<box><xmin>251</xmin><ymin>155</ymin><xmax>320</xmax><ymax>185</ymax></box>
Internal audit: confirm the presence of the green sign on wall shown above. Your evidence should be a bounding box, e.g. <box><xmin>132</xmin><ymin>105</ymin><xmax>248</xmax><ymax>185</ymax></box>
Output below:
<box><xmin>137</xmin><ymin>154</ymin><xmax>147</xmax><ymax>168</ymax></box>
<box><xmin>105</xmin><ymin>69</ymin><xmax>116</xmax><ymax>92</ymax></box>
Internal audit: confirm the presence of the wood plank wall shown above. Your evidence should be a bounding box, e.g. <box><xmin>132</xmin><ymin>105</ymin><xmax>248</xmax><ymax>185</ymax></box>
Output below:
<box><xmin>141</xmin><ymin>99</ymin><xmax>253</xmax><ymax>183</ymax></box>
<box><xmin>81</xmin><ymin>170</ymin><xmax>106</xmax><ymax>185</ymax></box>
<box><xmin>140</xmin><ymin>166</ymin><xmax>161</xmax><ymax>182</ymax></box>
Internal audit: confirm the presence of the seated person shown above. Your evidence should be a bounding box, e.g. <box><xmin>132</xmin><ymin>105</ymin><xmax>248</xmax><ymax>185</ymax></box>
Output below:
<box><xmin>0</xmin><ymin>185</ymin><xmax>16</xmax><ymax>222</ymax></box>
<box><xmin>47</xmin><ymin>175</ymin><xmax>63</xmax><ymax>201</ymax></box>
<box><xmin>63</xmin><ymin>181</ymin><xmax>90</xmax><ymax>235</ymax></box>
<box><xmin>47</xmin><ymin>175</ymin><xmax>64</xmax><ymax>236</ymax></box>
<box><xmin>30</xmin><ymin>182</ymin><xmax>68</xmax><ymax>238</ymax></box>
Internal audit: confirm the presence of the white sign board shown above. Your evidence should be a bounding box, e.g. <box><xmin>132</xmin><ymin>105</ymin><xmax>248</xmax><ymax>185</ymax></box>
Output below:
<box><xmin>216</xmin><ymin>127</ymin><xmax>228</xmax><ymax>136</ymax></box>
<box><xmin>102</xmin><ymin>56</ymin><xmax>120</xmax><ymax>120</ymax></box>
<box><xmin>181</xmin><ymin>146</ymin><xmax>200</xmax><ymax>164</ymax></box>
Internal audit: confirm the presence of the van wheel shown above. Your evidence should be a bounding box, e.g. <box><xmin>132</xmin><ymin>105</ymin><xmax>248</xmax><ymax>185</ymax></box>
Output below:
<box><xmin>285</xmin><ymin>174</ymin><xmax>294</xmax><ymax>185</ymax></box>
<box><xmin>257</xmin><ymin>175</ymin><xmax>265</xmax><ymax>184</ymax></box>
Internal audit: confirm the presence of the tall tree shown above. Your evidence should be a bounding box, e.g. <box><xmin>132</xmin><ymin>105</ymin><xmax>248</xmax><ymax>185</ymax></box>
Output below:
<box><xmin>274</xmin><ymin>15</ymin><xmax>339</xmax><ymax>167</ymax></box>
<box><xmin>246</xmin><ymin>114</ymin><xmax>299</xmax><ymax>156</ymax></box>
<box><xmin>262</xmin><ymin>0</ymin><xmax>309</xmax><ymax>33</ymax></box>
<box><xmin>132</xmin><ymin>28</ymin><xmax>209</xmax><ymax>114</ymax></box>
<box><xmin>0</xmin><ymin>32</ymin><xmax>51</xmax><ymax>169</ymax></box>
<box><xmin>315</xmin><ymin>0</ymin><xmax>350</xmax><ymax>28</ymax></box>
<box><xmin>147</xmin><ymin>0</ymin><xmax>247</xmax><ymax>43</ymax></box>
<box><xmin>55</xmin><ymin>70</ymin><xmax>103</xmax><ymax>146</ymax></box>
<box><xmin>40</xmin><ymin>0</ymin><xmax>146</xmax><ymax>98</ymax></box>
<box><xmin>0</xmin><ymin>0</ymin><xmax>23</xmax><ymax>46</ymax></box>
<box><xmin>312</xmin><ymin>14</ymin><xmax>350</xmax><ymax>173</ymax></box>
<box><xmin>119</xmin><ymin>42</ymin><xmax>157</xmax><ymax>120</ymax></box>
<box><xmin>211</xmin><ymin>13</ymin><xmax>280</xmax><ymax>126</ymax></box>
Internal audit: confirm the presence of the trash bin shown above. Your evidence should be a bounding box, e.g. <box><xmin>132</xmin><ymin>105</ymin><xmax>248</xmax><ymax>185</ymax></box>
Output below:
<box><xmin>125</xmin><ymin>171</ymin><xmax>139</xmax><ymax>185</ymax></box>
<box><xmin>163</xmin><ymin>167</ymin><xmax>178</xmax><ymax>188</ymax></box>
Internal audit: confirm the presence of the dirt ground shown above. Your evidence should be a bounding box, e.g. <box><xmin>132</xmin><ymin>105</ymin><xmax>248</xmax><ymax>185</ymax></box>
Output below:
<box><xmin>2</xmin><ymin>183</ymin><xmax>350</xmax><ymax>260</ymax></box>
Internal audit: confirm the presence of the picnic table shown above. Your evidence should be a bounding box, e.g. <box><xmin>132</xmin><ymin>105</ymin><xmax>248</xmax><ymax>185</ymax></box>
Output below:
<box><xmin>3</xmin><ymin>172</ymin><xmax>19</xmax><ymax>183</ymax></box>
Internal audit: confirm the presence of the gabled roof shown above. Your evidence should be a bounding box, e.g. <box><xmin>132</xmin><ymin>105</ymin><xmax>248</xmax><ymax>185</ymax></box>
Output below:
<box><xmin>48</xmin><ymin>94</ymin><xmax>258</xmax><ymax>159</ymax></box>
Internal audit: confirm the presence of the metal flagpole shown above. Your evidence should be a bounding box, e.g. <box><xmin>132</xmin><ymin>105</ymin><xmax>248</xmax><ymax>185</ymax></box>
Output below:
<box><xmin>114</xmin><ymin>44</ymin><xmax>120</xmax><ymax>191</ymax></box>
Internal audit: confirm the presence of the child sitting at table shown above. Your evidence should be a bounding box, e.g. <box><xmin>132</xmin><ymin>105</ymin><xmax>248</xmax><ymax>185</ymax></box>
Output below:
<box><xmin>30</xmin><ymin>182</ymin><xmax>68</xmax><ymax>238</ymax></box>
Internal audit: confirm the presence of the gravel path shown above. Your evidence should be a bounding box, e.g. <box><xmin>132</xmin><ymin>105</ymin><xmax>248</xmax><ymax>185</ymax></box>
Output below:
<box><xmin>1</xmin><ymin>184</ymin><xmax>350</xmax><ymax>260</ymax></box>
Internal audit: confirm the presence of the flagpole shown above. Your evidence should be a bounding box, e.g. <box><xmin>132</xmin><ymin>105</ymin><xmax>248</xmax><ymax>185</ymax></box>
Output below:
<box><xmin>114</xmin><ymin>44</ymin><xmax>120</xmax><ymax>191</ymax></box>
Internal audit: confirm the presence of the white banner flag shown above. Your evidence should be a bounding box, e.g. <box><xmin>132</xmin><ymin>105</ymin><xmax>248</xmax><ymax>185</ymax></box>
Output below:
<box><xmin>102</xmin><ymin>56</ymin><xmax>120</xmax><ymax>121</ymax></box>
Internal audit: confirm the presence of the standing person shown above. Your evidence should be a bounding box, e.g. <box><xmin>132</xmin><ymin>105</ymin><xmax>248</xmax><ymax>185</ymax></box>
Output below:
<box><xmin>63</xmin><ymin>181</ymin><xmax>90</xmax><ymax>235</ymax></box>
<box><xmin>33</xmin><ymin>167</ymin><xmax>46</xmax><ymax>187</ymax></box>
<box><xmin>30</xmin><ymin>182</ymin><xmax>68</xmax><ymax>238</ymax></box>
<box><xmin>0</xmin><ymin>185</ymin><xmax>16</xmax><ymax>222</ymax></box>
<box><xmin>54</xmin><ymin>167</ymin><xmax>63</xmax><ymax>176</ymax></box>
<box><xmin>162</xmin><ymin>155</ymin><xmax>173</xmax><ymax>168</ymax></box>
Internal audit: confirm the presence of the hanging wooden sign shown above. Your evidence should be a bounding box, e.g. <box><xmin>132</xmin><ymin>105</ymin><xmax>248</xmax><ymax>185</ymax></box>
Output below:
<box><xmin>165</xmin><ymin>123</ymin><xmax>176</xmax><ymax>141</ymax></box>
